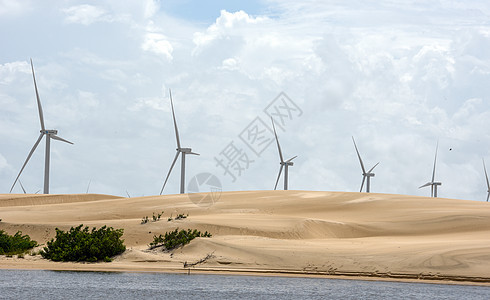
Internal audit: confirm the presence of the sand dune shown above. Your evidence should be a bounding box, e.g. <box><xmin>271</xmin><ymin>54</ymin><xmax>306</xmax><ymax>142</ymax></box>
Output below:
<box><xmin>1</xmin><ymin>190</ymin><xmax>490</xmax><ymax>284</ymax></box>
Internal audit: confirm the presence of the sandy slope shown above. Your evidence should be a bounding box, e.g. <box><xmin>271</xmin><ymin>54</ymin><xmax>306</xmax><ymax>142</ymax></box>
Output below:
<box><xmin>1</xmin><ymin>191</ymin><xmax>490</xmax><ymax>284</ymax></box>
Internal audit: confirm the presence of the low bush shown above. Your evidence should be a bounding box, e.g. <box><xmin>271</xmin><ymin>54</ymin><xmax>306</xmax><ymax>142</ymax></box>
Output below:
<box><xmin>41</xmin><ymin>225</ymin><xmax>126</xmax><ymax>262</ymax></box>
<box><xmin>175</xmin><ymin>213</ymin><xmax>187</xmax><ymax>220</ymax></box>
<box><xmin>149</xmin><ymin>228</ymin><xmax>211</xmax><ymax>250</ymax></box>
<box><xmin>152</xmin><ymin>211</ymin><xmax>164</xmax><ymax>222</ymax></box>
<box><xmin>141</xmin><ymin>211</ymin><xmax>165</xmax><ymax>224</ymax></box>
<box><xmin>0</xmin><ymin>230</ymin><xmax>38</xmax><ymax>255</ymax></box>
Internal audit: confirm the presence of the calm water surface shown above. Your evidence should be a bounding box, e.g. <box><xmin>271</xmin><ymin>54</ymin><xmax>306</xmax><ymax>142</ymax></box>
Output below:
<box><xmin>0</xmin><ymin>269</ymin><xmax>489</xmax><ymax>299</ymax></box>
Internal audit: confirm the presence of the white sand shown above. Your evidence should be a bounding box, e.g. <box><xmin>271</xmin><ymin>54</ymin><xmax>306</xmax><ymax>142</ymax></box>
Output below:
<box><xmin>1</xmin><ymin>191</ymin><xmax>489</xmax><ymax>284</ymax></box>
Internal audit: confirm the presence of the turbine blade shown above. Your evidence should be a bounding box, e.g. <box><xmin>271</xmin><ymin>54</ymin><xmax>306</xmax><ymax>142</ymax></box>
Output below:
<box><xmin>19</xmin><ymin>180</ymin><xmax>27</xmax><ymax>194</ymax></box>
<box><xmin>286</xmin><ymin>155</ymin><xmax>297</xmax><ymax>163</ymax></box>
<box><xmin>360</xmin><ymin>175</ymin><xmax>366</xmax><ymax>192</ymax></box>
<box><xmin>86</xmin><ymin>179</ymin><xmax>91</xmax><ymax>194</ymax></box>
<box><xmin>51</xmin><ymin>134</ymin><xmax>73</xmax><ymax>145</ymax></box>
<box><xmin>419</xmin><ymin>182</ymin><xmax>431</xmax><ymax>189</ymax></box>
<box><xmin>368</xmin><ymin>162</ymin><xmax>380</xmax><ymax>173</ymax></box>
<box><xmin>169</xmin><ymin>89</ymin><xmax>181</xmax><ymax>149</ymax></box>
<box><xmin>10</xmin><ymin>133</ymin><xmax>44</xmax><ymax>193</ymax></box>
<box><xmin>189</xmin><ymin>151</ymin><xmax>200</xmax><ymax>156</ymax></box>
<box><xmin>483</xmin><ymin>158</ymin><xmax>490</xmax><ymax>189</ymax></box>
<box><xmin>274</xmin><ymin>164</ymin><xmax>284</xmax><ymax>190</ymax></box>
<box><xmin>431</xmin><ymin>140</ymin><xmax>439</xmax><ymax>182</ymax></box>
<box><xmin>271</xmin><ymin>117</ymin><xmax>284</xmax><ymax>163</ymax></box>
<box><xmin>487</xmin><ymin>192</ymin><xmax>489</xmax><ymax>202</ymax></box>
<box><xmin>30</xmin><ymin>59</ymin><xmax>45</xmax><ymax>131</ymax></box>
<box><xmin>352</xmin><ymin>136</ymin><xmax>366</xmax><ymax>174</ymax></box>
<box><xmin>160</xmin><ymin>151</ymin><xmax>180</xmax><ymax>195</ymax></box>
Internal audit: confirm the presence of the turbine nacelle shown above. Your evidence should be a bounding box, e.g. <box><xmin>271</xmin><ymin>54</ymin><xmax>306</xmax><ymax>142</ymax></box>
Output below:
<box><xmin>43</xmin><ymin>129</ymin><xmax>58</xmax><ymax>135</ymax></box>
<box><xmin>179</xmin><ymin>148</ymin><xmax>198</xmax><ymax>155</ymax></box>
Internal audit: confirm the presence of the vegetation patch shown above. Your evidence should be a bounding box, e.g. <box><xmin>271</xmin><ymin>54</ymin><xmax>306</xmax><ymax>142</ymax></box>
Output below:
<box><xmin>149</xmin><ymin>228</ymin><xmax>211</xmax><ymax>251</ymax></box>
<box><xmin>168</xmin><ymin>213</ymin><xmax>188</xmax><ymax>222</ymax></box>
<box><xmin>41</xmin><ymin>225</ymin><xmax>126</xmax><ymax>262</ymax></box>
<box><xmin>141</xmin><ymin>211</ymin><xmax>165</xmax><ymax>224</ymax></box>
<box><xmin>0</xmin><ymin>230</ymin><xmax>38</xmax><ymax>255</ymax></box>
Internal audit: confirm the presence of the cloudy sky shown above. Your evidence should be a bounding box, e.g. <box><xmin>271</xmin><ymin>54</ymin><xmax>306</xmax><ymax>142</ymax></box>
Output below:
<box><xmin>1</xmin><ymin>0</ymin><xmax>490</xmax><ymax>201</ymax></box>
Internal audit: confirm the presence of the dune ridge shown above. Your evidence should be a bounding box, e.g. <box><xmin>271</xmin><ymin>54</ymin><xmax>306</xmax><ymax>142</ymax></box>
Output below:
<box><xmin>1</xmin><ymin>190</ymin><xmax>490</xmax><ymax>285</ymax></box>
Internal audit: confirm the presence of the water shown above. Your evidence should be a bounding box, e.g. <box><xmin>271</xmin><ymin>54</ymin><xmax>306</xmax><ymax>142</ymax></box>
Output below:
<box><xmin>0</xmin><ymin>269</ymin><xmax>489</xmax><ymax>299</ymax></box>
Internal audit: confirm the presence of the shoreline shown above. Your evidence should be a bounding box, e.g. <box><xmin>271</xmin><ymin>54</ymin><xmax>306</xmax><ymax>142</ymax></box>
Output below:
<box><xmin>1</xmin><ymin>258</ymin><xmax>490</xmax><ymax>287</ymax></box>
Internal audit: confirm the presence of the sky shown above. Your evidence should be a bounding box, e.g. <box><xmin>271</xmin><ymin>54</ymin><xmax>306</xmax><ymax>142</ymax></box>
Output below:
<box><xmin>1</xmin><ymin>0</ymin><xmax>490</xmax><ymax>201</ymax></box>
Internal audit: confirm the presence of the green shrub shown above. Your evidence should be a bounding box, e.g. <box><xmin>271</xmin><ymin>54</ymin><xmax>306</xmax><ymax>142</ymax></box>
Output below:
<box><xmin>40</xmin><ymin>225</ymin><xmax>126</xmax><ymax>262</ymax></box>
<box><xmin>175</xmin><ymin>213</ymin><xmax>187</xmax><ymax>220</ymax></box>
<box><xmin>149</xmin><ymin>228</ymin><xmax>211</xmax><ymax>250</ymax></box>
<box><xmin>152</xmin><ymin>211</ymin><xmax>164</xmax><ymax>222</ymax></box>
<box><xmin>0</xmin><ymin>230</ymin><xmax>38</xmax><ymax>255</ymax></box>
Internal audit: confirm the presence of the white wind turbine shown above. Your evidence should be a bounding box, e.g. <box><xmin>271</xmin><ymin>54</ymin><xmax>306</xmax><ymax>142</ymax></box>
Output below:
<box><xmin>352</xmin><ymin>137</ymin><xmax>379</xmax><ymax>193</ymax></box>
<box><xmin>419</xmin><ymin>141</ymin><xmax>441</xmax><ymax>197</ymax></box>
<box><xmin>10</xmin><ymin>59</ymin><xmax>73</xmax><ymax>194</ymax></box>
<box><xmin>483</xmin><ymin>158</ymin><xmax>490</xmax><ymax>202</ymax></box>
<box><xmin>160</xmin><ymin>90</ymin><xmax>199</xmax><ymax>195</ymax></box>
<box><xmin>19</xmin><ymin>180</ymin><xmax>27</xmax><ymax>194</ymax></box>
<box><xmin>272</xmin><ymin>118</ymin><xmax>297</xmax><ymax>190</ymax></box>
<box><xmin>18</xmin><ymin>180</ymin><xmax>40</xmax><ymax>194</ymax></box>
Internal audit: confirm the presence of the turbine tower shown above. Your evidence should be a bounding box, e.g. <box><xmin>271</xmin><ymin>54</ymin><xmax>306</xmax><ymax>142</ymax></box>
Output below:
<box><xmin>272</xmin><ymin>118</ymin><xmax>297</xmax><ymax>190</ymax></box>
<box><xmin>419</xmin><ymin>141</ymin><xmax>441</xmax><ymax>197</ymax></box>
<box><xmin>352</xmin><ymin>136</ymin><xmax>379</xmax><ymax>193</ymax></box>
<box><xmin>10</xmin><ymin>59</ymin><xmax>73</xmax><ymax>194</ymax></box>
<box><xmin>483</xmin><ymin>158</ymin><xmax>490</xmax><ymax>202</ymax></box>
<box><xmin>160</xmin><ymin>90</ymin><xmax>199</xmax><ymax>195</ymax></box>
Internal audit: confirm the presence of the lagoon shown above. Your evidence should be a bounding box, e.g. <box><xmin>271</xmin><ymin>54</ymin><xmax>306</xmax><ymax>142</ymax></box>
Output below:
<box><xmin>1</xmin><ymin>270</ymin><xmax>489</xmax><ymax>299</ymax></box>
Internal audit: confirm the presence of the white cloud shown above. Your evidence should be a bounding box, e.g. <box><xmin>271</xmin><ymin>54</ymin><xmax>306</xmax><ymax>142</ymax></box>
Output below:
<box><xmin>193</xmin><ymin>10</ymin><xmax>268</xmax><ymax>50</ymax></box>
<box><xmin>141</xmin><ymin>32</ymin><xmax>173</xmax><ymax>59</ymax></box>
<box><xmin>0</xmin><ymin>61</ymin><xmax>29</xmax><ymax>84</ymax></box>
<box><xmin>220</xmin><ymin>57</ymin><xmax>239</xmax><ymax>70</ymax></box>
<box><xmin>0</xmin><ymin>0</ymin><xmax>30</xmax><ymax>17</ymax></box>
<box><xmin>63</xmin><ymin>4</ymin><xmax>108</xmax><ymax>25</ymax></box>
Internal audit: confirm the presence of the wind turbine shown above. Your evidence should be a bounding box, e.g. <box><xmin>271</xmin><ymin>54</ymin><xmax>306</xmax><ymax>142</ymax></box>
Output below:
<box><xmin>18</xmin><ymin>180</ymin><xmax>40</xmax><ymax>194</ymax></box>
<box><xmin>160</xmin><ymin>90</ymin><xmax>199</xmax><ymax>195</ymax></box>
<box><xmin>483</xmin><ymin>158</ymin><xmax>490</xmax><ymax>202</ymax></box>
<box><xmin>10</xmin><ymin>59</ymin><xmax>73</xmax><ymax>194</ymax></box>
<box><xmin>272</xmin><ymin>118</ymin><xmax>297</xmax><ymax>190</ymax></box>
<box><xmin>86</xmin><ymin>179</ymin><xmax>91</xmax><ymax>194</ymax></box>
<box><xmin>19</xmin><ymin>180</ymin><xmax>27</xmax><ymax>194</ymax></box>
<box><xmin>352</xmin><ymin>137</ymin><xmax>379</xmax><ymax>193</ymax></box>
<box><xmin>419</xmin><ymin>141</ymin><xmax>441</xmax><ymax>197</ymax></box>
